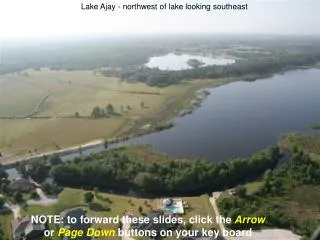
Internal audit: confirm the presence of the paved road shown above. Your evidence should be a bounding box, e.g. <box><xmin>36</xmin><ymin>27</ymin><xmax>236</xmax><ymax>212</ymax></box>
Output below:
<box><xmin>209</xmin><ymin>192</ymin><xmax>228</xmax><ymax>239</ymax></box>
<box><xmin>2</xmin><ymin>139</ymin><xmax>104</xmax><ymax>166</ymax></box>
<box><xmin>5</xmin><ymin>203</ymin><xmax>20</xmax><ymax>218</ymax></box>
<box><xmin>238</xmin><ymin>229</ymin><xmax>302</xmax><ymax>240</ymax></box>
<box><xmin>27</xmin><ymin>188</ymin><xmax>58</xmax><ymax>206</ymax></box>
<box><xmin>2</xmin><ymin>180</ymin><xmax>58</xmax><ymax>221</ymax></box>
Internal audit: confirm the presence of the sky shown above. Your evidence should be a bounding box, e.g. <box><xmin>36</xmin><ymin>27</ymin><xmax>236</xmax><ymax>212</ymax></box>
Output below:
<box><xmin>0</xmin><ymin>0</ymin><xmax>319</xmax><ymax>38</ymax></box>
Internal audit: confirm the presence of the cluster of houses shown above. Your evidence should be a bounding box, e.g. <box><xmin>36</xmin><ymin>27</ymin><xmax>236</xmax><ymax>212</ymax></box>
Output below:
<box><xmin>5</xmin><ymin>178</ymin><xmax>46</xmax><ymax>240</ymax></box>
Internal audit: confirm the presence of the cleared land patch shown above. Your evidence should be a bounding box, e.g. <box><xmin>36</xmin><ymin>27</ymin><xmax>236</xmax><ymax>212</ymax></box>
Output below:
<box><xmin>0</xmin><ymin>76</ymin><xmax>48</xmax><ymax>117</ymax></box>
<box><xmin>0</xmin><ymin>68</ymin><xmax>231</xmax><ymax>158</ymax></box>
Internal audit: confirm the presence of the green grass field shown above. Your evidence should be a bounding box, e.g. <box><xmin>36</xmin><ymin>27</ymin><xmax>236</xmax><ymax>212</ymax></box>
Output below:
<box><xmin>182</xmin><ymin>195</ymin><xmax>218</xmax><ymax>230</ymax></box>
<box><xmin>0</xmin><ymin>212</ymin><xmax>13</xmax><ymax>240</ymax></box>
<box><xmin>19</xmin><ymin>188</ymin><xmax>216</xmax><ymax>240</ymax></box>
<box><xmin>0</xmin><ymin>76</ymin><xmax>47</xmax><ymax>117</ymax></box>
<box><xmin>0</xmin><ymin>68</ymin><xmax>232</xmax><ymax>158</ymax></box>
<box><xmin>20</xmin><ymin>188</ymin><xmax>157</xmax><ymax>240</ymax></box>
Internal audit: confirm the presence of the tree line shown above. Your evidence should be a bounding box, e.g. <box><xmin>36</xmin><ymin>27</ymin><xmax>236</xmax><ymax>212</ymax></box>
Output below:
<box><xmin>49</xmin><ymin>146</ymin><xmax>281</xmax><ymax>195</ymax></box>
<box><xmin>0</xmin><ymin>41</ymin><xmax>164</xmax><ymax>75</ymax></box>
<box><xmin>111</xmin><ymin>53</ymin><xmax>320</xmax><ymax>86</ymax></box>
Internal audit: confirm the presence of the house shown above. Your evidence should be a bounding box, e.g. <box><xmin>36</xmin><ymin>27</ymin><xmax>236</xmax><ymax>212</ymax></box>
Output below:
<box><xmin>8</xmin><ymin>178</ymin><xmax>36</xmax><ymax>192</ymax></box>
<box><xmin>11</xmin><ymin>217</ymin><xmax>45</xmax><ymax>240</ymax></box>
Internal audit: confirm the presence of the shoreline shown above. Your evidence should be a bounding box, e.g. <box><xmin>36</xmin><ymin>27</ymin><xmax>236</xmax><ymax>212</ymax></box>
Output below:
<box><xmin>0</xmin><ymin>88</ymin><xmax>214</xmax><ymax>168</ymax></box>
<box><xmin>1</xmin><ymin>66</ymin><xmax>318</xmax><ymax>165</ymax></box>
<box><xmin>0</xmin><ymin>75</ymin><xmax>252</xmax><ymax>166</ymax></box>
<box><xmin>0</xmin><ymin>83</ymin><xmax>215</xmax><ymax>166</ymax></box>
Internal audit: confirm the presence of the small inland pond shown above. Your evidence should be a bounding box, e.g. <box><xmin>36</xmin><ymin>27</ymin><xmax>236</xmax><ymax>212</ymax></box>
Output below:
<box><xmin>145</xmin><ymin>53</ymin><xmax>235</xmax><ymax>70</ymax></box>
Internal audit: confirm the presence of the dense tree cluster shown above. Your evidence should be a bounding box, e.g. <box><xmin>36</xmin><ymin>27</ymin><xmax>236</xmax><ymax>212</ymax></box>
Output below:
<box><xmin>84</xmin><ymin>192</ymin><xmax>94</xmax><ymax>204</ymax></box>
<box><xmin>17</xmin><ymin>160</ymin><xmax>48</xmax><ymax>182</ymax></box>
<box><xmin>91</xmin><ymin>104</ymin><xmax>115</xmax><ymax>118</ymax></box>
<box><xmin>115</xmin><ymin>54</ymin><xmax>320</xmax><ymax>86</ymax></box>
<box><xmin>0</xmin><ymin>197</ymin><xmax>5</xmax><ymax>207</ymax></box>
<box><xmin>0</xmin><ymin>168</ymin><xmax>8</xmax><ymax>180</ymax></box>
<box><xmin>2</xmin><ymin>38</ymin><xmax>320</xmax><ymax>86</ymax></box>
<box><xmin>218</xmin><ymin>148</ymin><xmax>320</xmax><ymax>238</ymax></box>
<box><xmin>51</xmin><ymin>146</ymin><xmax>280</xmax><ymax>195</ymax></box>
<box><xmin>0</xmin><ymin>41</ymin><xmax>164</xmax><ymax>74</ymax></box>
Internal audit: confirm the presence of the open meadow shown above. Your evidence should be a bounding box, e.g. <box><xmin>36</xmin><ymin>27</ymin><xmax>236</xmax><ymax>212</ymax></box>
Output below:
<box><xmin>0</xmin><ymin>68</ymin><xmax>230</xmax><ymax>158</ymax></box>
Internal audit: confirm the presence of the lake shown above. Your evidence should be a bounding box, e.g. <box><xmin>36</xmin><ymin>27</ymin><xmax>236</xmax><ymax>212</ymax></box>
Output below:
<box><xmin>5</xmin><ymin>68</ymin><xmax>320</xmax><ymax>179</ymax></box>
<box><xmin>145</xmin><ymin>53</ymin><xmax>235</xmax><ymax>70</ymax></box>
<box><xmin>122</xmin><ymin>68</ymin><xmax>320</xmax><ymax>161</ymax></box>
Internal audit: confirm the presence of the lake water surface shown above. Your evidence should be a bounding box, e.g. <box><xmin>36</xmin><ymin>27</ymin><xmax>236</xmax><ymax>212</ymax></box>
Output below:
<box><xmin>145</xmin><ymin>53</ymin><xmax>235</xmax><ymax>70</ymax></box>
<box><xmin>122</xmin><ymin>69</ymin><xmax>320</xmax><ymax>161</ymax></box>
